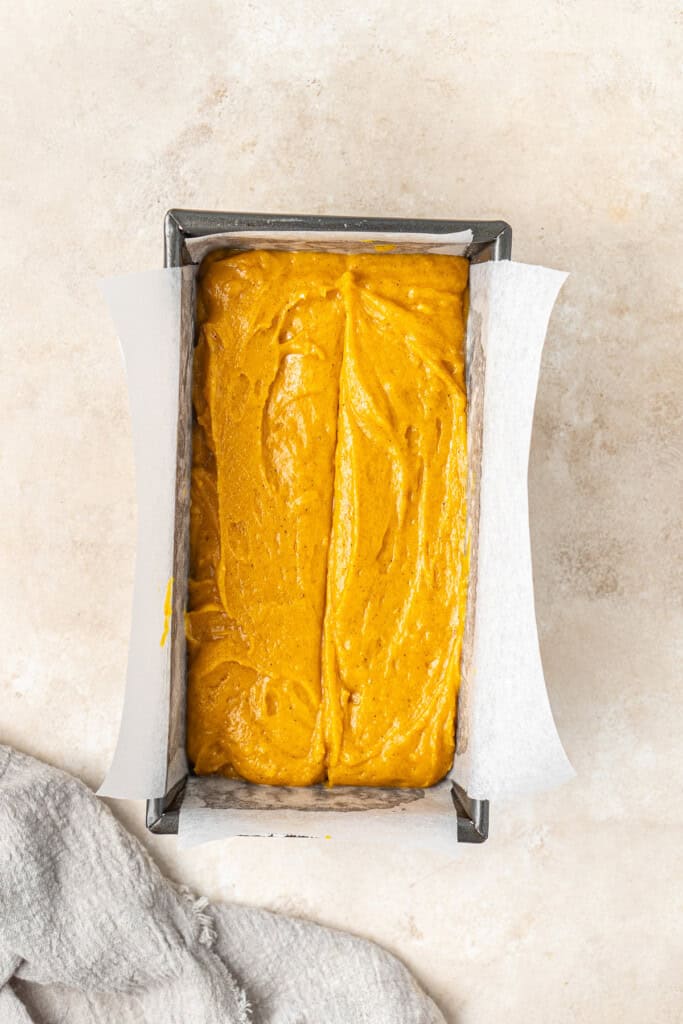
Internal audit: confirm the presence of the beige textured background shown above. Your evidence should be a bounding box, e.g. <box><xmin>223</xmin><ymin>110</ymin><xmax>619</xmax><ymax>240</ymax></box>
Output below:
<box><xmin>1</xmin><ymin>2</ymin><xmax>681</xmax><ymax>1021</ymax></box>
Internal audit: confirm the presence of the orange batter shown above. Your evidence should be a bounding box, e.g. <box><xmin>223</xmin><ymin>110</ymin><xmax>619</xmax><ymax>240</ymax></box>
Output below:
<box><xmin>186</xmin><ymin>251</ymin><xmax>345</xmax><ymax>785</ymax></box>
<box><xmin>186</xmin><ymin>249</ymin><xmax>469</xmax><ymax>788</ymax></box>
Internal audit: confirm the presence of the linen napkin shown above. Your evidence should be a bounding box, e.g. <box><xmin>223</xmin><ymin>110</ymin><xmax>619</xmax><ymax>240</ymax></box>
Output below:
<box><xmin>0</xmin><ymin>746</ymin><xmax>444</xmax><ymax>1023</ymax></box>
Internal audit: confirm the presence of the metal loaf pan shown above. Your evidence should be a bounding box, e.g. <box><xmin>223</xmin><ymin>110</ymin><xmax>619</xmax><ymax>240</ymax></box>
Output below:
<box><xmin>148</xmin><ymin>211</ymin><xmax>512</xmax><ymax>844</ymax></box>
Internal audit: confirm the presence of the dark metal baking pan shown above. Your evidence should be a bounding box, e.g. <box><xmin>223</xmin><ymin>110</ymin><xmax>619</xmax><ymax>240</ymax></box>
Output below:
<box><xmin>148</xmin><ymin>210</ymin><xmax>512</xmax><ymax>845</ymax></box>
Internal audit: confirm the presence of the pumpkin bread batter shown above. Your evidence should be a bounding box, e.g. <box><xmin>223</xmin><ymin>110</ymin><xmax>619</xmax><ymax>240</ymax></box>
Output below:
<box><xmin>186</xmin><ymin>249</ymin><xmax>469</xmax><ymax>788</ymax></box>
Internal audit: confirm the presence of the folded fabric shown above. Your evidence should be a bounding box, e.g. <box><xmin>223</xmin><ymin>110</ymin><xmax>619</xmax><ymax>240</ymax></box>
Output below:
<box><xmin>0</xmin><ymin>746</ymin><xmax>445</xmax><ymax>1023</ymax></box>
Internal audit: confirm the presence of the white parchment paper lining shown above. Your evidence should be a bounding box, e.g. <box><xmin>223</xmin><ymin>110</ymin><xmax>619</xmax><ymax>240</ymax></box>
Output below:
<box><xmin>98</xmin><ymin>228</ymin><xmax>573</xmax><ymax>849</ymax></box>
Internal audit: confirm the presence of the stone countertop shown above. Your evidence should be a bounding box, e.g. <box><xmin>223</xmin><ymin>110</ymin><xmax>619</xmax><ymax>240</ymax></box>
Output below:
<box><xmin>1</xmin><ymin>3</ymin><xmax>681</xmax><ymax>1021</ymax></box>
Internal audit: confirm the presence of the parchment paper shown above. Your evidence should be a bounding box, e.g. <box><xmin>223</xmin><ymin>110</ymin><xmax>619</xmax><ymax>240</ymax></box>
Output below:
<box><xmin>98</xmin><ymin>269</ymin><xmax>187</xmax><ymax>799</ymax></box>
<box><xmin>98</xmin><ymin>230</ymin><xmax>573</xmax><ymax>847</ymax></box>
<box><xmin>184</xmin><ymin>228</ymin><xmax>473</xmax><ymax>263</ymax></box>
<box><xmin>453</xmin><ymin>260</ymin><xmax>574</xmax><ymax>800</ymax></box>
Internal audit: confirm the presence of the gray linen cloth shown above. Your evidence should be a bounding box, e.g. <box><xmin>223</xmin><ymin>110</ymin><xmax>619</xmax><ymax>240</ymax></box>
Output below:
<box><xmin>0</xmin><ymin>746</ymin><xmax>445</xmax><ymax>1023</ymax></box>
